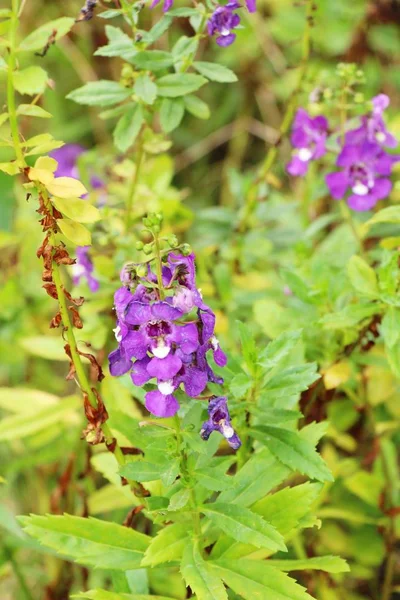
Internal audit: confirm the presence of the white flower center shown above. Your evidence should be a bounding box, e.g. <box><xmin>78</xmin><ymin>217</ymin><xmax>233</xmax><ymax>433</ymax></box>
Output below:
<box><xmin>211</xmin><ymin>336</ymin><xmax>219</xmax><ymax>351</ymax></box>
<box><xmin>221</xmin><ymin>423</ymin><xmax>235</xmax><ymax>438</ymax></box>
<box><xmin>298</xmin><ymin>148</ymin><xmax>312</xmax><ymax>162</ymax></box>
<box><xmin>113</xmin><ymin>325</ymin><xmax>122</xmax><ymax>342</ymax></box>
<box><xmin>352</xmin><ymin>182</ymin><xmax>369</xmax><ymax>196</ymax></box>
<box><xmin>152</xmin><ymin>339</ymin><xmax>170</xmax><ymax>358</ymax></box>
<box><xmin>158</xmin><ymin>379</ymin><xmax>175</xmax><ymax>395</ymax></box>
<box><xmin>375</xmin><ymin>132</ymin><xmax>386</xmax><ymax>144</ymax></box>
<box><xmin>221</xmin><ymin>27</ymin><xmax>230</xmax><ymax>36</ymax></box>
<box><xmin>72</xmin><ymin>264</ymin><xmax>86</xmax><ymax>277</ymax></box>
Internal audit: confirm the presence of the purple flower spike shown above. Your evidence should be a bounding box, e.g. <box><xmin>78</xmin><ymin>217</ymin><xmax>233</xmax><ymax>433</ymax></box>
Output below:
<box><xmin>326</xmin><ymin>140</ymin><xmax>399</xmax><ymax>211</ymax></box>
<box><xmin>201</xmin><ymin>396</ymin><xmax>241</xmax><ymax>449</ymax></box>
<box><xmin>346</xmin><ymin>94</ymin><xmax>398</xmax><ymax>150</ymax></box>
<box><xmin>108</xmin><ymin>250</ymin><xmax>230</xmax><ymax>422</ymax></box>
<box><xmin>287</xmin><ymin>109</ymin><xmax>328</xmax><ymax>177</ymax></box>
<box><xmin>208</xmin><ymin>2</ymin><xmax>241</xmax><ymax>47</ymax></box>
<box><xmin>72</xmin><ymin>246</ymin><xmax>99</xmax><ymax>293</ymax></box>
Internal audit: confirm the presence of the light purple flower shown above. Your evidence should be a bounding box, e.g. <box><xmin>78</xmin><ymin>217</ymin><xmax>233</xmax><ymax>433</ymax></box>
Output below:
<box><xmin>150</xmin><ymin>0</ymin><xmax>173</xmax><ymax>12</ymax></box>
<box><xmin>325</xmin><ymin>140</ymin><xmax>398</xmax><ymax>211</ymax></box>
<box><xmin>72</xmin><ymin>246</ymin><xmax>99</xmax><ymax>292</ymax></box>
<box><xmin>287</xmin><ymin>109</ymin><xmax>328</xmax><ymax>176</ymax></box>
<box><xmin>51</xmin><ymin>144</ymin><xmax>85</xmax><ymax>179</ymax></box>
<box><xmin>200</xmin><ymin>396</ymin><xmax>241</xmax><ymax>449</ymax></box>
<box><xmin>346</xmin><ymin>94</ymin><xmax>397</xmax><ymax>150</ymax></box>
<box><xmin>208</xmin><ymin>2</ymin><xmax>241</xmax><ymax>47</ymax></box>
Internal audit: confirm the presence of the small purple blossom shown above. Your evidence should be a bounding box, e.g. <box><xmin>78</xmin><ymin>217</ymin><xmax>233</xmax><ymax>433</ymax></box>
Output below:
<box><xmin>200</xmin><ymin>396</ymin><xmax>241</xmax><ymax>449</ymax></box>
<box><xmin>72</xmin><ymin>246</ymin><xmax>99</xmax><ymax>292</ymax></box>
<box><xmin>346</xmin><ymin>94</ymin><xmax>397</xmax><ymax>150</ymax></box>
<box><xmin>150</xmin><ymin>0</ymin><xmax>173</xmax><ymax>12</ymax></box>
<box><xmin>208</xmin><ymin>2</ymin><xmax>241</xmax><ymax>47</ymax></box>
<box><xmin>325</xmin><ymin>140</ymin><xmax>399</xmax><ymax>212</ymax></box>
<box><xmin>287</xmin><ymin>109</ymin><xmax>328</xmax><ymax>176</ymax></box>
<box><xmin>108</xmin><ymin>251</ymin><xmax>228</xmax><ymax>419</ymax></box>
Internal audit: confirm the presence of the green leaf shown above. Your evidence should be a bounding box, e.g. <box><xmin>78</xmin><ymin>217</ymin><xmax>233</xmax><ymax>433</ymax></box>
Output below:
<box><xmin>168</xmin><ymin>7</ymin><xmax>200</xmax><ymax>16</ymax></box>
<box><xmin>132</xmin><ymin>50</ymin><xmax>173</xmax><ymax>70</ymax></box>
<box><xmin>0</xmin><ymin>395</ymin><xmax>79</xmax><ymax>441</ymax></box>
<box><xmin>236</xmin><ymin>321</ymin><xmax>258</xmax><ymax>376</ymax></box>
<box><xmin>263</xmin><ymin>364</ymin><xmax>320</xmax><ymax>403</ymax></box>
<box><xmin>0</xmin><ymin>387</ymin><xmax>58</xmax><ymax>413</ymax></box>
<box><xmin>229</xmin><ymin>372</ymin><xmax>252</xmax><ymax>400</ymax></box>
<box><xmin>147</xmin><ymin>15</ymin><xmax>173</xmax><ymax>43</ymax></box>
<box><xmin>168</xmin><ymin>487</ymin><xmax>191</xmax><ymax>511</ymax></box>
<box><xmin>211</xmin><ymin>559</ymin><xmax>314</xmax><ymax>600</ymax></box>
<box><xmin>268</xmin><ymin>556</ymin><xmax>350</xmax><ymax>573</ymax></box>
<box><xmin>18</xmin><ymin>336</ymin><xmax>67</xmax><ymax>361</ymax></box>
<box><xmin>195</xmin><ymin>467</ymin><xmax>232</xmax><ymax>492</ymax></box>
<box><xmin>258</xmin><ymin>329</ymin><xmax>302</xmax><ymax>370</ymax></box>
<box><xmin>183</xmin><ymin>95</ymin><xmax>210</xmax><ymax>119</ymax></box>
<box><xmin>47</xmin><ymin>176</ymin><xmax>87</xmax><ymax>198</ymax></box>
<box><xmin>363</xmin><ymin>205</ymin><xmax>400</xmax><ymax>229</ymax></box>
<box><xmin>113</xmin><ymin>105</ymin><xmax>144</xmax><ymax>153</ymax></box>
<box><xmin>201</xmin><ymin>503</ymin><xmax>286</xmax><ymax>551</ymax></box>
<box><xmin>67</xmin><ymin>81</ymin><xmax>131</xmax><ymax>107</ymax></box>
<box><xmin>249</xmin><ymin>425</ymin><xmax>333</xmax><ymax>482</ymax></box>
<box><xmin>14</xmin><ymin>66</ymin><xmax>48</xmax><ymax>95</ymax></box>
<box><xmin>94</xmin><ymin>27</ymin><xmax>136</xmax><ymax>61</ymax></box>
<box><xmin>16</xmin><ymin>104</ymin><xmax>52</xmax><ymax>118</ymax></box>
<box><xmin>50</xmin><ymin>197</ymin><xmax>100</xmax><ymax>223</ymax></box>
<box><xmin>160</xmin><ymin>98</ymin><xmax>185</xmax><ymax>133</ymax></box>
<box><xmin>120</xmin><ymin>460</ymin><xmax>164</xmax><ymax>482</ymax></box>
<box><xmin>181</xmin><ymin>540</ymin><xmax>228</xmax><ymax>600</ymax></box>
<box><xmin>381</xmin><ymin>307</ymin><xmax>400</xmax><ymax>348</ymax></box>
<box><xmin>157</xmin><ymin>73</ymin><xmax>207</xmax><ymax>98</ymax></box>
<box><xmin>73</xmin><ymin>592</ymin><xmax>175</xmax><ymax>600</ymax></box>
<box><xmin>347</xmin><ymin>255</ymin><xmax>379</xmax><ymax>298</ymax></box>
<box><xmin>141</xmin><ymin>523</ymin><xmax>188</xmax><ymax>567</ymax></box>
<box><xmin>193</xmin><ymin>61</ymin><xmax>238</xmax><ymax>83</ymax></box>
<box><xmin>19</xmin><ymin>17</ymin><xmax>75</xmax><ymax>51</ymax></box>
<box><xmin>57</xmin><ymin>218</ymin><xmax>92</xmax><ymax>246</ymax></box>
<box><xmin>134</xmin><ymin>74</ymin><xmax>157</xmax><ymax>105</ymax></box>
<box><xmin>20</xmin><ymin>514</ymin><xmax>150</xmax><ymax>570</ymax></box>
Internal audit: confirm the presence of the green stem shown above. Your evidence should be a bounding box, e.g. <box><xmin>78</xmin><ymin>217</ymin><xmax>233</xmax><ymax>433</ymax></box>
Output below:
<box><xmin>7</xmin><ymin>0</ymin><xmax>24</xmax><ymax>165</ymax></box>
<box><xmin>339</xmin><ymin>199</ymin><xmax>365</xmax><ymax>258</ymax></box>
<box><xmin>153</xmin><ymin>232</ymin><xmax>165</xmax><ymax>300</ymax></box>
<box><xmin>50</xmin><ymin>243</ymin><xmax>125</xmax><ymax>467</ymax></box>
<box><xmin>125</xmin><ymin>140</ymin><xmax>145</xmax><ymax>232</ymax></box>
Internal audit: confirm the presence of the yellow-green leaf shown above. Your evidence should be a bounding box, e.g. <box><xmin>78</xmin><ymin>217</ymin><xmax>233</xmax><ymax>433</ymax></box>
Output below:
<box><xmin>46</xmin><ymin>176</ymin><xmax>88</xmax><ymax>198</ymax></box>
<box><xmin>17</xmin><ymin>104</ymin><xmax>52</xmax><ymax>118</ymax></box>
<box><xmin>58</xmin><ymin>218</ymin><xmax>91</xmax><ymax>246</ymax></box>
<box><xmin>14</xmin><ymin>66</ymin><xmax>48</xmax><ymax>95</ymax></box>
<box><xmin>51</xmin><ymin>196</ymin><xmax>100</xmax><ymax>223</ymax></box>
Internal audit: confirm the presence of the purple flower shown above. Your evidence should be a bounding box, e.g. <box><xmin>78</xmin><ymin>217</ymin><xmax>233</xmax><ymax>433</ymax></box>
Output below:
<box><xmin>208</xmin><ymin>2</ymin><xmax>241</xmax><ymax>47</ymax></box>
<box><xmin>150</xmin><ymin>0</ymin><xmax>173</xmax><ymax>12</ymax></box>
<box><xmin>72</xmin><ymin>246</ymin><xmax>99</xmax><ymax>292</ymax></box>
<box><xmin>325</xmin><ymin>140</ymin><xmax>398</xmax><ymax>212</ymax></box>
<box><xmin>287</xmin><ymin>109</ymin><xmax>328</xmax><ymax>176</ymax></box>
<box><xmin>200</xmin><ymin>396</ymin><xmax>241</xmax><ymax>449</ymax></box>
<box><xmin>51</xmin><ymin>144</ymin><xmax>85</xmax><ymax>178</ymax></box>
<box><xmin>346</xmin><ymin>94</ymin><xmax>397</xmax><ymax>150</ymax></box>
<box><xmin>108</xmin><ymin>251</ymin><xmax>228</xmax><ymax>419</ymax></box>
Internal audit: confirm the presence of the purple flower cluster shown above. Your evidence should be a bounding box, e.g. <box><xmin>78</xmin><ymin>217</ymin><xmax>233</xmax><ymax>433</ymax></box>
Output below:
<box><xmin>72</xmin><ymin>246</ymin><xmax>99</xmax><ymax>292</ymax></box>
<box><xmin>326</xmin><ymin>95</ymin><xmax>399</xmax><ymax>211</ymax></box>
<box><xmin>286</xmin><ymin>109</ymin><xmax>328</xmax><ymax>176</ymax></box>
<box><xmin>108</xmin><ymin>253</ymin><xmax>229</xmax><ymax>420</ymax></box>
<box><xmin>287</xmin><ymin>95</ymin><xmax>399</xmax><ymax>212</ymax></box>
<box><xmin>207</xmin><ymin>0</ymin><xmax>256</xmax><ymax>47</ymax></box>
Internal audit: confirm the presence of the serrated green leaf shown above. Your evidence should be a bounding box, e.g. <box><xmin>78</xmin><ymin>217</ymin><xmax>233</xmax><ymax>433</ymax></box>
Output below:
<box><xmin>263</xmin><ymin>363</ymin><xmax>320</xmax><ymax>403</ymax></box>
<box><xmin>211</xmin><ymin>559</ymin><xmax>314</xmax><ymax>600</ymax></box>
<box><xmin>14</xmin><ymin>66</ymin><xmax>48</xmax><ymax>95</ymax></box>
<box><xmin>181</xmin><ymin>540</ymin><xmax>228</xmax><ymax>600</ymax></box>
<box><xmin>193</xmin><ymin>61</ymin><xmax>238</xmax><ymax>83</ymax></box>
<box><xmin>249</xmin><ymin>425</ymin><xmax>333</xmax><ymax>482</ymax></box>
<box><xmin>236</xmin><ymin>321</ymin><xmax>258</xmax><ymax>376</ymax></box>
<box><xmin>120</xmin><ymin>460</ymin><xmax>164</xmax><ymax>482</ymax></box>
<box><xmin>195</xmin><ymin>468</ymin><xmax>232</xmax><ymax>492</ymax></box>
<box><xmin>57</xmin><ymin>218</ymin><xmax>91</xmax><ymax>246</ymax></box>
<box><xmin>16</xmin><ymin>104</ymin><xmax>52</xmax><ymax>118</ymax></box>
<box><xmin>268</xmin><ymin>556</ymin><xmax>350</xmax><ymax>573</ymax></box>
<box><xmin>67</xmin><ymin>81</ymin><xmax>131</xmax><ymax>107</ymax></box>
<box><xmin>51</xmin><ymin>197</ymin><xmax>100</xmax><ymax>223</ymax></box>
<box><xmin>141</xmin><ymin>523</ymin><xmax>188</xmax><ymax>567</ymax></box>
<box><xmin>19</xmin><ymin>17</ymin><xmax>75</xmax><ymax>51</ymax></box>
<box><xmin>113</xmin><ymin>105</ymin><xmax>144</xmax><ymax>153</ymax></box>
<box><xmin>168</xmin><ymin>487</ymin><xmax>191</xmax><ymax>511</ymax></box>
<box><xmin>20</xmin><ymin>514</ymin><xmax>150</xmax><ymax>570</ymax></box>
<box><xmin>134</xmin><ymin>74</ymin><xmax>158</xmax><ymax>105</ymax></box>
<box><xmin>147</xmin><ymin>15</ymin><xmax>173</xmax><ymax>43</ymax></box>
<box><xmin>157</xmin><ymin>73</ymin><xmax>207</xmax><ymax>98</ymax></box>
<box><xmin>73</xmin><ymin>592</ymin><xmax>175</xmax><ymax>600</ymax></box>
<box><xmin>229</xmin><ymin>372</ymin><xmax>252</xmax><ymax>400</ymax></box>
<box><xmin>132</xmin><ymin>50</ymin><xmax>173</xmax><ymax>70</ymax></box>
<box><xmin>160</xmin><ymin>98</ymin><xmax>185</xmax><ymax>133</ymax></box>
<box><xmin>201</xmin><ymin>503</ymin><xmax>286</xmax><ymax>551</ymax></box>
<box><xmin>258</xmin><ymin>329</ymin><xmax>302</xmax><ymax>370</ymax></box>
<box><xmin>363</xmin><ymin>205</ymin><xmax>400</xmax><ymax>230</ymax></box>
<box><xmin>184</xmin><ymin>95</ymin><xmax>210</xmax><ymax>119</ymax></box>
<box><xmin>347</xmin><ymin>255</ymin><xmax>379</xmax><ymax>298</ymax></box>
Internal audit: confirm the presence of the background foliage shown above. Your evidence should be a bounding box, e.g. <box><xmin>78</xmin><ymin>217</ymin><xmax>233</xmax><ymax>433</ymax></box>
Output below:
<box><xmin>1</xmin><ymin>0</ymin><xmax>400</xmax><ymax>599</ymax></box>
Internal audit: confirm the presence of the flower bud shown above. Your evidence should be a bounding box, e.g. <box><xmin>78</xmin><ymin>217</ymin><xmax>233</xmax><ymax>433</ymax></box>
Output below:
<box><xmin>136</xmin><ymin>241</ymin><xmax>144</xmax><ymax>250</ymax></box>
<box><xmin>167</xmin><ymin>234</ymin><xmax>179</xmax><ymax>248</ymax></box>
<box><xmin>152</xmin><ymin>224</ymin><xmax>161</xmax><ymax>234</ymax></box>
<box><xmin>181</xmin><ymin>243</ymin><xmax>192</xmax><ymax>256</ymax></box>
<box><xmin>143</xmin><ymin>243</ymin><xmax>153</xmax><ymax>255</ymax></box>
<box><xmin>136</xmin><ymin>264</ymin><xmax>148</xmax><ymax>277</ymax></box>
<box><xmin>142</xmin><ymin>217</ymin><xmax>151</xmax><ymax>228</ymax></box>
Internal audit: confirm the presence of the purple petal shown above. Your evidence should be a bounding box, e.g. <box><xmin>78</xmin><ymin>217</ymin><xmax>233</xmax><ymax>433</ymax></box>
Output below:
<box><xmin>151</xmin><ymin>302</ymin><xmax>183</xmax><ymax>321</ymax></box>
<box><xmin>371</xmin><ymin>178</ymin><xmax>392</xmax><ymax>201</ymax></box>
<box><xmin>287</xmin><ymin>156</ymin><xmax>309</xmax><ymax>177</ymax></box>
<box><xmin>245</xmin><ymin>0</ymin><xmax>256</xmax><ymax>12</ymax></box>
<box><xmin>109</xmin><ymin>348</ymin><xmax>132</xmax><ymax>376</ymax></box>
<box><xmin>147</xmin><ymin>354</ymin><xmax>182</xmax><ymax>381</ymax></box>
<box><xmin>216</xmin><ymin>33</ymin><xmax>236</xmax><ymax>47</ymax></box>
<box><xmin>172</xmin><ymin>323</ymin><xmax>199</xmax><ymax>354</ymax></box>
<box><xmin>181</xmin><ymin>367</ymin><xmax>208</xmax><ymax>397</ymax></box>
<box><xmin>373</xmin><ymin>94</ymin><xmax>390</xmax><ymax>114</ymax></box>
<box><xmin>337</xmin><ymin>145</ymin><xmax>361</xmax><ymax>167</ymax></box>
<box><xmin>163</xmin><ymin>0</ymin><xmax>173</xmax><ymax>11</ymax></box>
<box><xmin>145</xmin><ymin>390</ymin><xmax>179</xmax><ymax>417</ymax></box>
<box><xmin>326</xmin><ymin>171</ymin><xmax>350</xmax><ymax>199</ymax></box>
<box><xmin>347</xmin><ymin>193</ymin><xmax>380</xmax><ymax>212</ymax></box>
<box><xmin>122</xmin><ymin>329</ymin><xmax>148</xmax><ymax>360</ymax></box>
<box><xmin>199</xmin><ymin>308</ymin><xmax>216</xmax><ymax>343</ymax></box>
<box><xmin>213</xmin><ymin>346</ymin><xmax>227</xmax><ymax>367</ymax></box>
<box><xmin>125</xmin><ymin>301</ymin><xmax>152</xmax><ymax>326</ymax></box>
<box><xmin>131</xmin><ymin>356</ymin><xmax>151</xmax><ymax>386</ymax></box>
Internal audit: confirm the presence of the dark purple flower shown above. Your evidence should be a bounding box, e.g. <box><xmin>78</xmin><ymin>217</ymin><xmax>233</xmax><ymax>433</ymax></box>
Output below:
<box><xmin>326</xmin><ymin>140</ymin><xmax>398</xmax><ymax>211</ymax></box>
<box><xmin>150</xmin><ymin>0</ymin><xmax>173</xmax><ymax>12</ymax></box>
<box><xmin>208</xmin><ymin>2</ymin><xmax>241</xmax><ymax>47</ymax></box>
<box><xmin>346</xmin><ymin>94</ymin><xmax>397</xmax><ymax>150</ymax></box>
<box><xmin>72</xmin><ymin>246</ymin><xmax>99</xmax><ymax>292</ymax></box>
<box><xmin>200</xmin><ymin>396</ymin><xmax>241</xmax><ymax>449</ymax></box>
<box><xmin>287</xmin><ymin>109</ymin><xmax>328</xmax><ymax>176</ymax></box>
